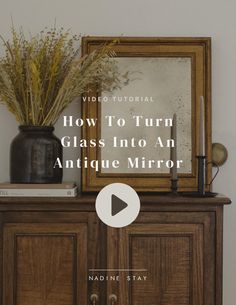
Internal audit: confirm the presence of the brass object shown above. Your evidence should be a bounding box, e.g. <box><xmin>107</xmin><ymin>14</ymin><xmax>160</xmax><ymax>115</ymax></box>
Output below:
<box><xmin>212</xmin><ymin>143</ymin><xmax>228</xmax><ymax>166</ymax></box>
<box><xmin>90</xmin><ymin>294</ymin><xmax>99</xmax><ymax>304</ymax></box>
<box><xmin>109</xmin><ymin>294</ymin><xmax>117</xmax><ymax>304</ymax></box>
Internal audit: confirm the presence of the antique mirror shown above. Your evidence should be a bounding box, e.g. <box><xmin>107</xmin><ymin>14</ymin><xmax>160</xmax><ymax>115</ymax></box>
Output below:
<box><xmin>81</xmin><ymin>37</ymin><xmax>211</xmax><ymax>192</ymax></box>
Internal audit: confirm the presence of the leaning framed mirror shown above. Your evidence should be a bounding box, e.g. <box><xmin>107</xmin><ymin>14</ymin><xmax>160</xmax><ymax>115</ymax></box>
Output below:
<box><xmin>81</xmin><ymin>37</ymin><xmax>212</xmax><ymax>192</ymax></box>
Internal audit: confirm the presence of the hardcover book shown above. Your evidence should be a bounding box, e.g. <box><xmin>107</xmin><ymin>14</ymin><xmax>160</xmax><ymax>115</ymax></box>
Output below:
<box><xmin>0</xmin><ymin>183</ymin><xmax>78</xmax><ymax>197</ymax></box>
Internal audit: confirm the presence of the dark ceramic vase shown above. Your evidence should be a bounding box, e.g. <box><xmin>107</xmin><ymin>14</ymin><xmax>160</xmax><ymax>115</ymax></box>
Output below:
<box><xmin>10</xmin><ymin>126</ymin><xmax>63</xmax><ymax>183</ymax></box>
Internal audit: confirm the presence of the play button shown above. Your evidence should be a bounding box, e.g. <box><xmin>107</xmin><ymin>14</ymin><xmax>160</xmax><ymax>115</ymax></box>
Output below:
<box><xmin>111</xmin><ymin>195</ymin><xmax>128</xmax><ymax>216</ymax></box>
<box><xmin>95</xmin><ymin>183</ymin><xmax>140</xmax><ymax>228</ymax></box>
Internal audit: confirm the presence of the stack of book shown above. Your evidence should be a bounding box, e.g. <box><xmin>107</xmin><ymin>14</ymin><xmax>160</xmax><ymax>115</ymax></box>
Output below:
<box><xmin>0</xmin><ymin>182</ymin><xmax>78</xmax><ymax>197</ymax></box>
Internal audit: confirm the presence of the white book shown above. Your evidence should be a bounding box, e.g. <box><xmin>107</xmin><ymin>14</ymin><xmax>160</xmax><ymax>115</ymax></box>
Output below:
<box><xmin>0</xmin><ymin>186</ymin><xmax>78</xmax><ymax>197</ymax></box>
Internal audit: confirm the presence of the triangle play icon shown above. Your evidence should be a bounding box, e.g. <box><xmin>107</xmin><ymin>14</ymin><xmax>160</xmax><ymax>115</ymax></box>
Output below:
<box><xmin>111</xmin><ymin>194</ymin><xmax>128</xmax><ymax>216</ymax></box>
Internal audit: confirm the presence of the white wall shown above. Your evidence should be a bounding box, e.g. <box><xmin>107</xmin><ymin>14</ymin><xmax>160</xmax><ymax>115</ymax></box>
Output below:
<box><xmin>0</xmin><ymin>0</ymin><xmax>235</xmax><ymax>304</ymax></box>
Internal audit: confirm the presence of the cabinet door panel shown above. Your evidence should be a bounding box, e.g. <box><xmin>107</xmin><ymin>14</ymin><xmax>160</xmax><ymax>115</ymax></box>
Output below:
<box><xmin>108</xmin><ymin>212</ymin><xmax>215</xmax><ymax>305</ymax></box>
<box><xmin>130</xmin><ymin>235</ymin><xmax>192</xmax><ymax>305</ymax></box>
<box><xmin>3</xmin><ymin>223</ymin><xmax>87</xmax><ymax>305</ymax></box>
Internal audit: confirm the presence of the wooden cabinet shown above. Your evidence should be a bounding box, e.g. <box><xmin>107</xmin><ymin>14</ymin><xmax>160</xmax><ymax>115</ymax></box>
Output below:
<box><xmin>0</xmin><ymin>195</ymin><xmax>230</xmax><ymax>305</ymax></box>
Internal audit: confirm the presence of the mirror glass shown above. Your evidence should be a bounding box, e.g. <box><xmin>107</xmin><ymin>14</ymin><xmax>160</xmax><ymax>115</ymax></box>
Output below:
<box><xmin>101</xmin><ymin>57</ymin><xmax>192</xmax><ymax>174</ymax></box>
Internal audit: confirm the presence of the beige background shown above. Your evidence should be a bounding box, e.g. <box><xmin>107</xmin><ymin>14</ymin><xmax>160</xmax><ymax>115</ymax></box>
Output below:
<box><xmin>0</xmin><ymin>1</ymin><xmax>235</xmax><ymax>304</ymax></box>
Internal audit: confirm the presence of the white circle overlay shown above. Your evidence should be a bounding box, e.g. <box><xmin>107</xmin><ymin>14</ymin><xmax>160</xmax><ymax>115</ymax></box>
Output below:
<box><xmin>95</xmin><ymin>183</ymin><xmax>140</xmax><ymax>228</ymax></box>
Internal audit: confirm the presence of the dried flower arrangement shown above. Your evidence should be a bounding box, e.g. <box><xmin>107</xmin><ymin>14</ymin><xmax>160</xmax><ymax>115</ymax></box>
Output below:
<box><xmin>0</xmin><ymin>27</ymin><xmax>121</xmax><ymax>125</ymax></box>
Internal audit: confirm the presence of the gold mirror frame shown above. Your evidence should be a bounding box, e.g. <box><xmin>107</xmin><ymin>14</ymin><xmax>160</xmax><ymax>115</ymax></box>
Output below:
<box><xmin>81</xmin><ymin>37</ymin><xmax>212</xmax><ymax>192</ymax></box>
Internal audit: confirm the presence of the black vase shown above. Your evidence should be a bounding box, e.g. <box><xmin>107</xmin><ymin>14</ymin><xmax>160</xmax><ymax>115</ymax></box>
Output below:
<box><xmin>10</xmin><ymin>126</ymin><xmax>63</xmax><ymax>183</ymax></box>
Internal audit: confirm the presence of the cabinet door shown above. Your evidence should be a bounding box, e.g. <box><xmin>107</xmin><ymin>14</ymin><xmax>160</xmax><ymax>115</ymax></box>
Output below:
<box><xmin>3</xmin><ymin>222</ymin><xmax>87</xmax><ymax>305</ymax></box>
<box><xmin>107</xmin><ymin>212</ymin><xmax>215</xmax><ymax>305</ymax></box>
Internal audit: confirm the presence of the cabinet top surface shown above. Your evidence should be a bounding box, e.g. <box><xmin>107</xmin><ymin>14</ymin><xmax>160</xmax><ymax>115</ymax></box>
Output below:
<box><xmin>0</xmin><ymin>193</ymin><xmax>231</xmax><ymax>212</ymax></box>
